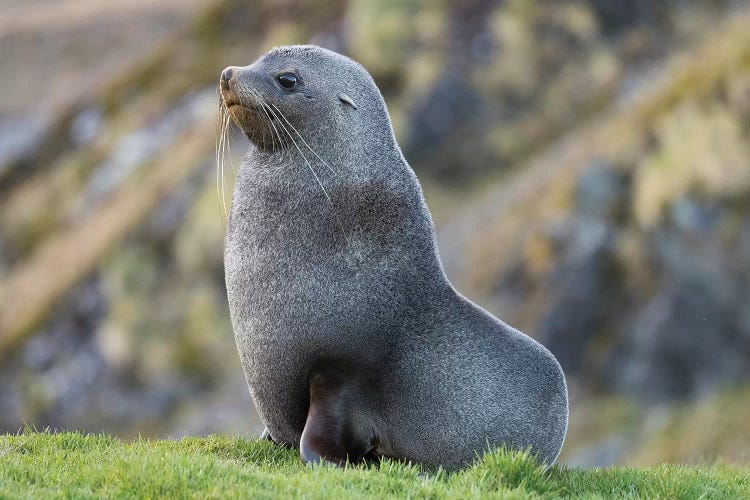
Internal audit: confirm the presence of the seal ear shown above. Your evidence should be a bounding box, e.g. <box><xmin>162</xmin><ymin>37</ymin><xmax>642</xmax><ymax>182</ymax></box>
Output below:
<box><xmin>338</xmin><ymin>92</ymin><xmax>358</xmax><ymax>110</ymax></box>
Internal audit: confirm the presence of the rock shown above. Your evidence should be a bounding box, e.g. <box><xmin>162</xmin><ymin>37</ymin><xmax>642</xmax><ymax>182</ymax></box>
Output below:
<box><xmin>529</xmin><ymin>167</ymin><xmax>750</xmax><ymax>403</ymax></box>
<box><xmin>611</xmin><ymin>228</ymin><xmax>750</xmax><ymax>402</ymax></box>
<box><xmin>564</xmin><ymin>435</ymin><xmax>630</xmax><ymax>468</ymax></box>
<box><xmin>584</xmin><ymin>0</ymin><xmax>669</xmax><ymax>34</ymax></box>
<box><xmin>669</xmin><ymin>197</ymin><xmax>721</xmax><ymax>235</ymax></box>
<box><xmin>575</xmin><ymin>162</ymin><xmax>630</xmax><ymax>219</ymax></box>
<box><xmin>537</xmin><ymin>215</ymin><xmax>620</xmax><ymax>377</ymax></box>
<box><xmin>0</xmin><ymin>114</ymin><xmax>47</xmax><ymax>181</ymax></box>
<box><xmin>69</xmin><ymin>107</ymin><xmax>103</xmax><ymax>147</ymax></box>
<box><xmin>537</xmin><ymin>163</ymin><xmax>626</xmax><ymax>378</ymax></box>
<box><xmin>405</xmin><ymin>72</ymin><xmax>486</xmax><ymax>177</ymax></box>
<box><xmin>82</xmin><ymin>89</ymin><xmax>215</xmax><ymax>205</ymax></box>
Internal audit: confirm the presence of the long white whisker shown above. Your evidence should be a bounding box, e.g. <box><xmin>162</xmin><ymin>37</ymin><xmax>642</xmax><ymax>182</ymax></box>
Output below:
<box><xmin>263</xmin><ymin>104</ymin><xmax>276</xmax><ymax>153</ymax></box>
<box><xmin>251</xmin><ymin>89</ymin><xmax>287</xmax><ymax>157</ymax></box>
<box><xmin>216</xmin><ymin>100</ymin><xmax>228</xmax><ymax>227</ymax></box>
<box><xmin>268</xmin><ymin>102</ymin><xmax>338</xmax><ymax>176</ymax></box>
<box><xmin>219</xmin><ymin>109</ymin><xmax>230</xmax><ymax>224</ymax></box>
<box><xmin>227</xmin><ymin>117</ymin><xmax>238</xmax><ymax>176</ymax></box>
<box><xmin>270</xmin><ymin>106</ymin><xmax>351</xmax><ymax>245</ymax></box>
<box><xmin>223</xmin><ymin>111</ymin><xmax>232</xmax><ymax>219</ymax></box>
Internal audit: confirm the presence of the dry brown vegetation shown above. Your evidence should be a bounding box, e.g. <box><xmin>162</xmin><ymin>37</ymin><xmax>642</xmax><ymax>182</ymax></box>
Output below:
<box><xmin>1</xmin><ymin>0</ymin><xmax>749</xmax><ymax>467</ymax></box>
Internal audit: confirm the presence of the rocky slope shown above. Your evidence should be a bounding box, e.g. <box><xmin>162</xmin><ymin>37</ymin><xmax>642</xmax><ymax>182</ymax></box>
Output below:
<box><xmin>1</xmin><ymin>0</ymin><xmax>748</xmax><ymax>466</ymax></box>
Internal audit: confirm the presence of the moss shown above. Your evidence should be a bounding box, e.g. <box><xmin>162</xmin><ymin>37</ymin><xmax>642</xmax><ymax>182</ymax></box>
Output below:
<box><xmin>347</xmin><ymin>0</ymin><xmax>423</xmax><ymax>92</ymax></box>
<box><xmin>173</xmin><ymin>286</ymin><xmax>233</xmax><ymax>386</ymax></box>
<box><xmin>174</xmin><ymin>179</ymin><xmax>229</xmax><ymax>277</ymax></box>
<box><xmin>634</xmin><ymin>102</ymin><xmax>750</xmax><ymax>226</ymax></box>
<box><xmin>627</xmin><ymin>386</ymin><xmax>750</xmax><ymax>466</ymax></box>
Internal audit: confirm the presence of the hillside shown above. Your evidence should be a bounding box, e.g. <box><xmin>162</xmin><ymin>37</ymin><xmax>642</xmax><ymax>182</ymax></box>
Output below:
<box><xmin>1</xmin><ymin>432</ymin><xmax>748</xmax><ymax>498</ymax></box>
<box><xmin>1</xmin><ymin>0</ymin><xmax>749</xmax><ymax>469</ymax></box>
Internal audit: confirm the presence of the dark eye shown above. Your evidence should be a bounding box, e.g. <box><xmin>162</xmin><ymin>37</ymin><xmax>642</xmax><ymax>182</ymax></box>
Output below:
<box><xmin>277</xmin><ymin>73</ymin><xmax>298</xmax><ymax>89</ymax></box>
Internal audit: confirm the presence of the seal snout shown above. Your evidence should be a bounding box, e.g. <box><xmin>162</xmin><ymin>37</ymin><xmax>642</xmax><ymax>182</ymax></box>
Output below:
<box><xmin>219</xmin><ymin>66</ymin><xmax>258</xmax><ymax>110</ymax></box>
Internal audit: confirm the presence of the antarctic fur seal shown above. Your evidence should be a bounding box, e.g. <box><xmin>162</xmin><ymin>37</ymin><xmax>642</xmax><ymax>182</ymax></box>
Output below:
<box><xmin>220</xmin><ymin>45</ymin><xmax>568</xmax><ymax>470</ymax></box>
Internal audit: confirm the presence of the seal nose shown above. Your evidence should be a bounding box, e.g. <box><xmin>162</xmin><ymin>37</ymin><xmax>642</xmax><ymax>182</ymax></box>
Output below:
<box><xmin>221</xmin><ymin>67</ymin><xmax>235</xmax><ymax>90</ymax></box>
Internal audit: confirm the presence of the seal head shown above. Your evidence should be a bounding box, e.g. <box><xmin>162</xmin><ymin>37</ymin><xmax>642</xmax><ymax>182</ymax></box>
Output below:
<box><xmin>219</xmin><ymin>46</ymin><xmax>381</xmax><ymax>156</ymax></box>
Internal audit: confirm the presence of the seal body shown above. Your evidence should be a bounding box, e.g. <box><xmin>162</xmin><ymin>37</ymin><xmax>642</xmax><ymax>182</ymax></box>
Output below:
<box><xmin>222</xmin><ymin>45</ymin><xmax>568</xmax><ymax>469</ymax></box>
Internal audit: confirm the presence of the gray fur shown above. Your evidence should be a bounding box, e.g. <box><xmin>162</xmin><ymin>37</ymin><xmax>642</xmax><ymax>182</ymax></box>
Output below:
<box><xmin>222</xmin><ymin>45</ymin><xmax>568</xmax><ymax>470</ymax></box>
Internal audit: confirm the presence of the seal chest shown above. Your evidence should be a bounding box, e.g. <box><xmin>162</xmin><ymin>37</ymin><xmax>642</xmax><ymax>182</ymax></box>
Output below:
<box><xmin>221</xmin><ymin>44</ymin><xmax>568</xmax><ymax>469</ymax></box>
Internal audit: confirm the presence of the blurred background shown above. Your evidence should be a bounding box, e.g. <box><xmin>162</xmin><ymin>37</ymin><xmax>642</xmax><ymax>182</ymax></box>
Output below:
<box><xmin>1</xmin><ymin>0</ymin><xmax>749</xmax><ymax>467</ymax></box>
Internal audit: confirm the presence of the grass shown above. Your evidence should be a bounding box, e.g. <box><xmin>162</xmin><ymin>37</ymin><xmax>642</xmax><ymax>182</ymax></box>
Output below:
<box><xmin>0</xmin><ymin>432</ymin><xmax>748</xmax><ymax>498</ymax></box>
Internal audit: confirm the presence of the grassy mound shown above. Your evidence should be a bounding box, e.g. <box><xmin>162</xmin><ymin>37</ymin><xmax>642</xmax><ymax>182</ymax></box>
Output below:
<box><xmin>1</xmin><ymin>432</ymin><xmax>748</xmax><ymax>498</ymax></box>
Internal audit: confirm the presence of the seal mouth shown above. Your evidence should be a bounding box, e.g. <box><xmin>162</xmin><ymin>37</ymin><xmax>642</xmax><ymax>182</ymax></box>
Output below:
<box><xmin>223</xmin><ymin>98</ymin><xmax>275</xmax><ymax>120</ymax></box>
<box><xmin>219</xmin><ymin>92</ymin><xmax>281</xmax><ymax>152</ymax></box>
<box><xmin>224</xmin><ymin>98</ymin><xmax>249</xmax><ymax>111</ymax></box>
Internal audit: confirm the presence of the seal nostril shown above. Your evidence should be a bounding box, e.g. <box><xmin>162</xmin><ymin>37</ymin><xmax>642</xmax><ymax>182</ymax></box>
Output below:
<box><xmin>221</xmin><ymin>67</ymin><xmax>234</xmax><ymax>87</ymax></box>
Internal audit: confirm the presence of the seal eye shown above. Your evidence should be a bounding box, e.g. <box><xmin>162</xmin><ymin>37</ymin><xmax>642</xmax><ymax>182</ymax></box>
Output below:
<box><xmin>277</xmin><ymin>73</ymin><xmax>298</xmax><ymax>90</ymax></box>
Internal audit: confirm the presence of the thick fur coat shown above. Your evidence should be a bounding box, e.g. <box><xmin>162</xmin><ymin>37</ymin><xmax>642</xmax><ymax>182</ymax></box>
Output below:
<box><xmin>223</xmin><ymin>45</ymin><xmax>568</xmax><ymax>469</ymax></box>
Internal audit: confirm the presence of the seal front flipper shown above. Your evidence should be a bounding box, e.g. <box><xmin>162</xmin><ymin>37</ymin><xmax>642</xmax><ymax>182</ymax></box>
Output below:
<box><xmin>299</xmin><ymin>367</ymin><xmax>377</xmax><ymax>466</ymax></box>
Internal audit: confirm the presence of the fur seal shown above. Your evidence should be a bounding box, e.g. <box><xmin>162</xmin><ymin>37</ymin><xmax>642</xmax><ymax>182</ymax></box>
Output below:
<box><xmin>220</xmin><ymin>45</ymin><xmax>568</xmax><ymax>470</ymax></box>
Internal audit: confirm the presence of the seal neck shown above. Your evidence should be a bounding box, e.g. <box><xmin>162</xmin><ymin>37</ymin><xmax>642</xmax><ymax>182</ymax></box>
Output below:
<box><xmin>244</xmin><ymin>119</ymin><xmax>406</xmax><ymax>189</ymax></box>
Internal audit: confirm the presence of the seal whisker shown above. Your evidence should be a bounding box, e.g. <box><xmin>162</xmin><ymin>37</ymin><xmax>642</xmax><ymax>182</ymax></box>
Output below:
<box><xmin>251</xmin><ymin>89</ymin><xmax>285</xmax><ymax>155</ymax></box>
<box><xmin>219</xmin><ymin>108</ymin><xmax>226</xmax><ymax>218</ymax></box>
<box><xmin>223</xmin><ymin>109</ymin><xmax>233</xmax><ymax>216</ymax></box>
<box><xmin>261</xmin><ymin>101</ymin><xmax>291</xmax><ymax>161</ymax></box>
<box><xmin>216</xmin><ymin>95</ymin><xmax>229</xmax><ymax>227</ymax></box>
<box><xmin>219</xmin><ymin>105</ymin><xmax>232</xmax><ymax>223</ymax></box>
<box><xmin>269</xmin><ymin>105</ymin><xmax>351</xmax><ymax>245</ymax></box>
<box><xmin>226</xmin><ymin>113</ymin><xmax>238</xmax><ymax>177</ymax></box>
<box><xmin>269</xmin><ymin>101</ymin><xmax>337</xmax><ymax>174</ymax></box>
<box><xmin>258</xmin><ymin>100</ymin><xmax>273</xmax><ymax>152</ymax></box>
<box><xmin>256</xmin><ymin>92</ymin><xmax>292</xmax><ymax>160</ymax></box>
<box><xmin>268</xmin><ymin>102</ymin><xmax>338</xmax><ymax>176</ymax></box>
<box><xmin>261</xmin><ymin>104</ymin><xmax>276</xmax><ymax>153</ymax></box>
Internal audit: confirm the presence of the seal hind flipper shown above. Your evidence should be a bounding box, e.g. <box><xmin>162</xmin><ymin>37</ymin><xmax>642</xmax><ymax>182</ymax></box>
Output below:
<box><xmin>299</xmin><ymin>367</ymin><xmax>376</xmax><ymax>466</ymax></box>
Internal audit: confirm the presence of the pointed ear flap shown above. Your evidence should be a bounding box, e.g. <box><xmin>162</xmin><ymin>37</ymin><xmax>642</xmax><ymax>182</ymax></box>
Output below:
<box><xmin>338</xmin><ymin>92</ymin><xmax>358</xmax><ymax>110</ymax></box>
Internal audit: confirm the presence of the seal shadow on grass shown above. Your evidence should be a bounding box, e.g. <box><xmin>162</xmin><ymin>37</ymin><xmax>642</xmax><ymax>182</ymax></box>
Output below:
<box><xmin>182</xmin><ymin>436</ymin><xmax>749</xmax><ymax>498</ymax></box>
<box><xmin>452</xmin><ymin>446</ymin><xmax>558</xmax><ymax>496</ymax></box>
<box><xmin>204</xmin><ymin>437</ymin><xmax>561</xmax><ymax>496</ymax></box>
<box><xmin>175</xmin><ymin>435</ymin><xmax>299</xmax><ymax>468</ymax></box>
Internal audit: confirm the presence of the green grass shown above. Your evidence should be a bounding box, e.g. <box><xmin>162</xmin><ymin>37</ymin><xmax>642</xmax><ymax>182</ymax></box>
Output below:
<box><xmin>0</xmin><ymin>432</ymin><xmax>748</xmax><ymax>499</ymax></box>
